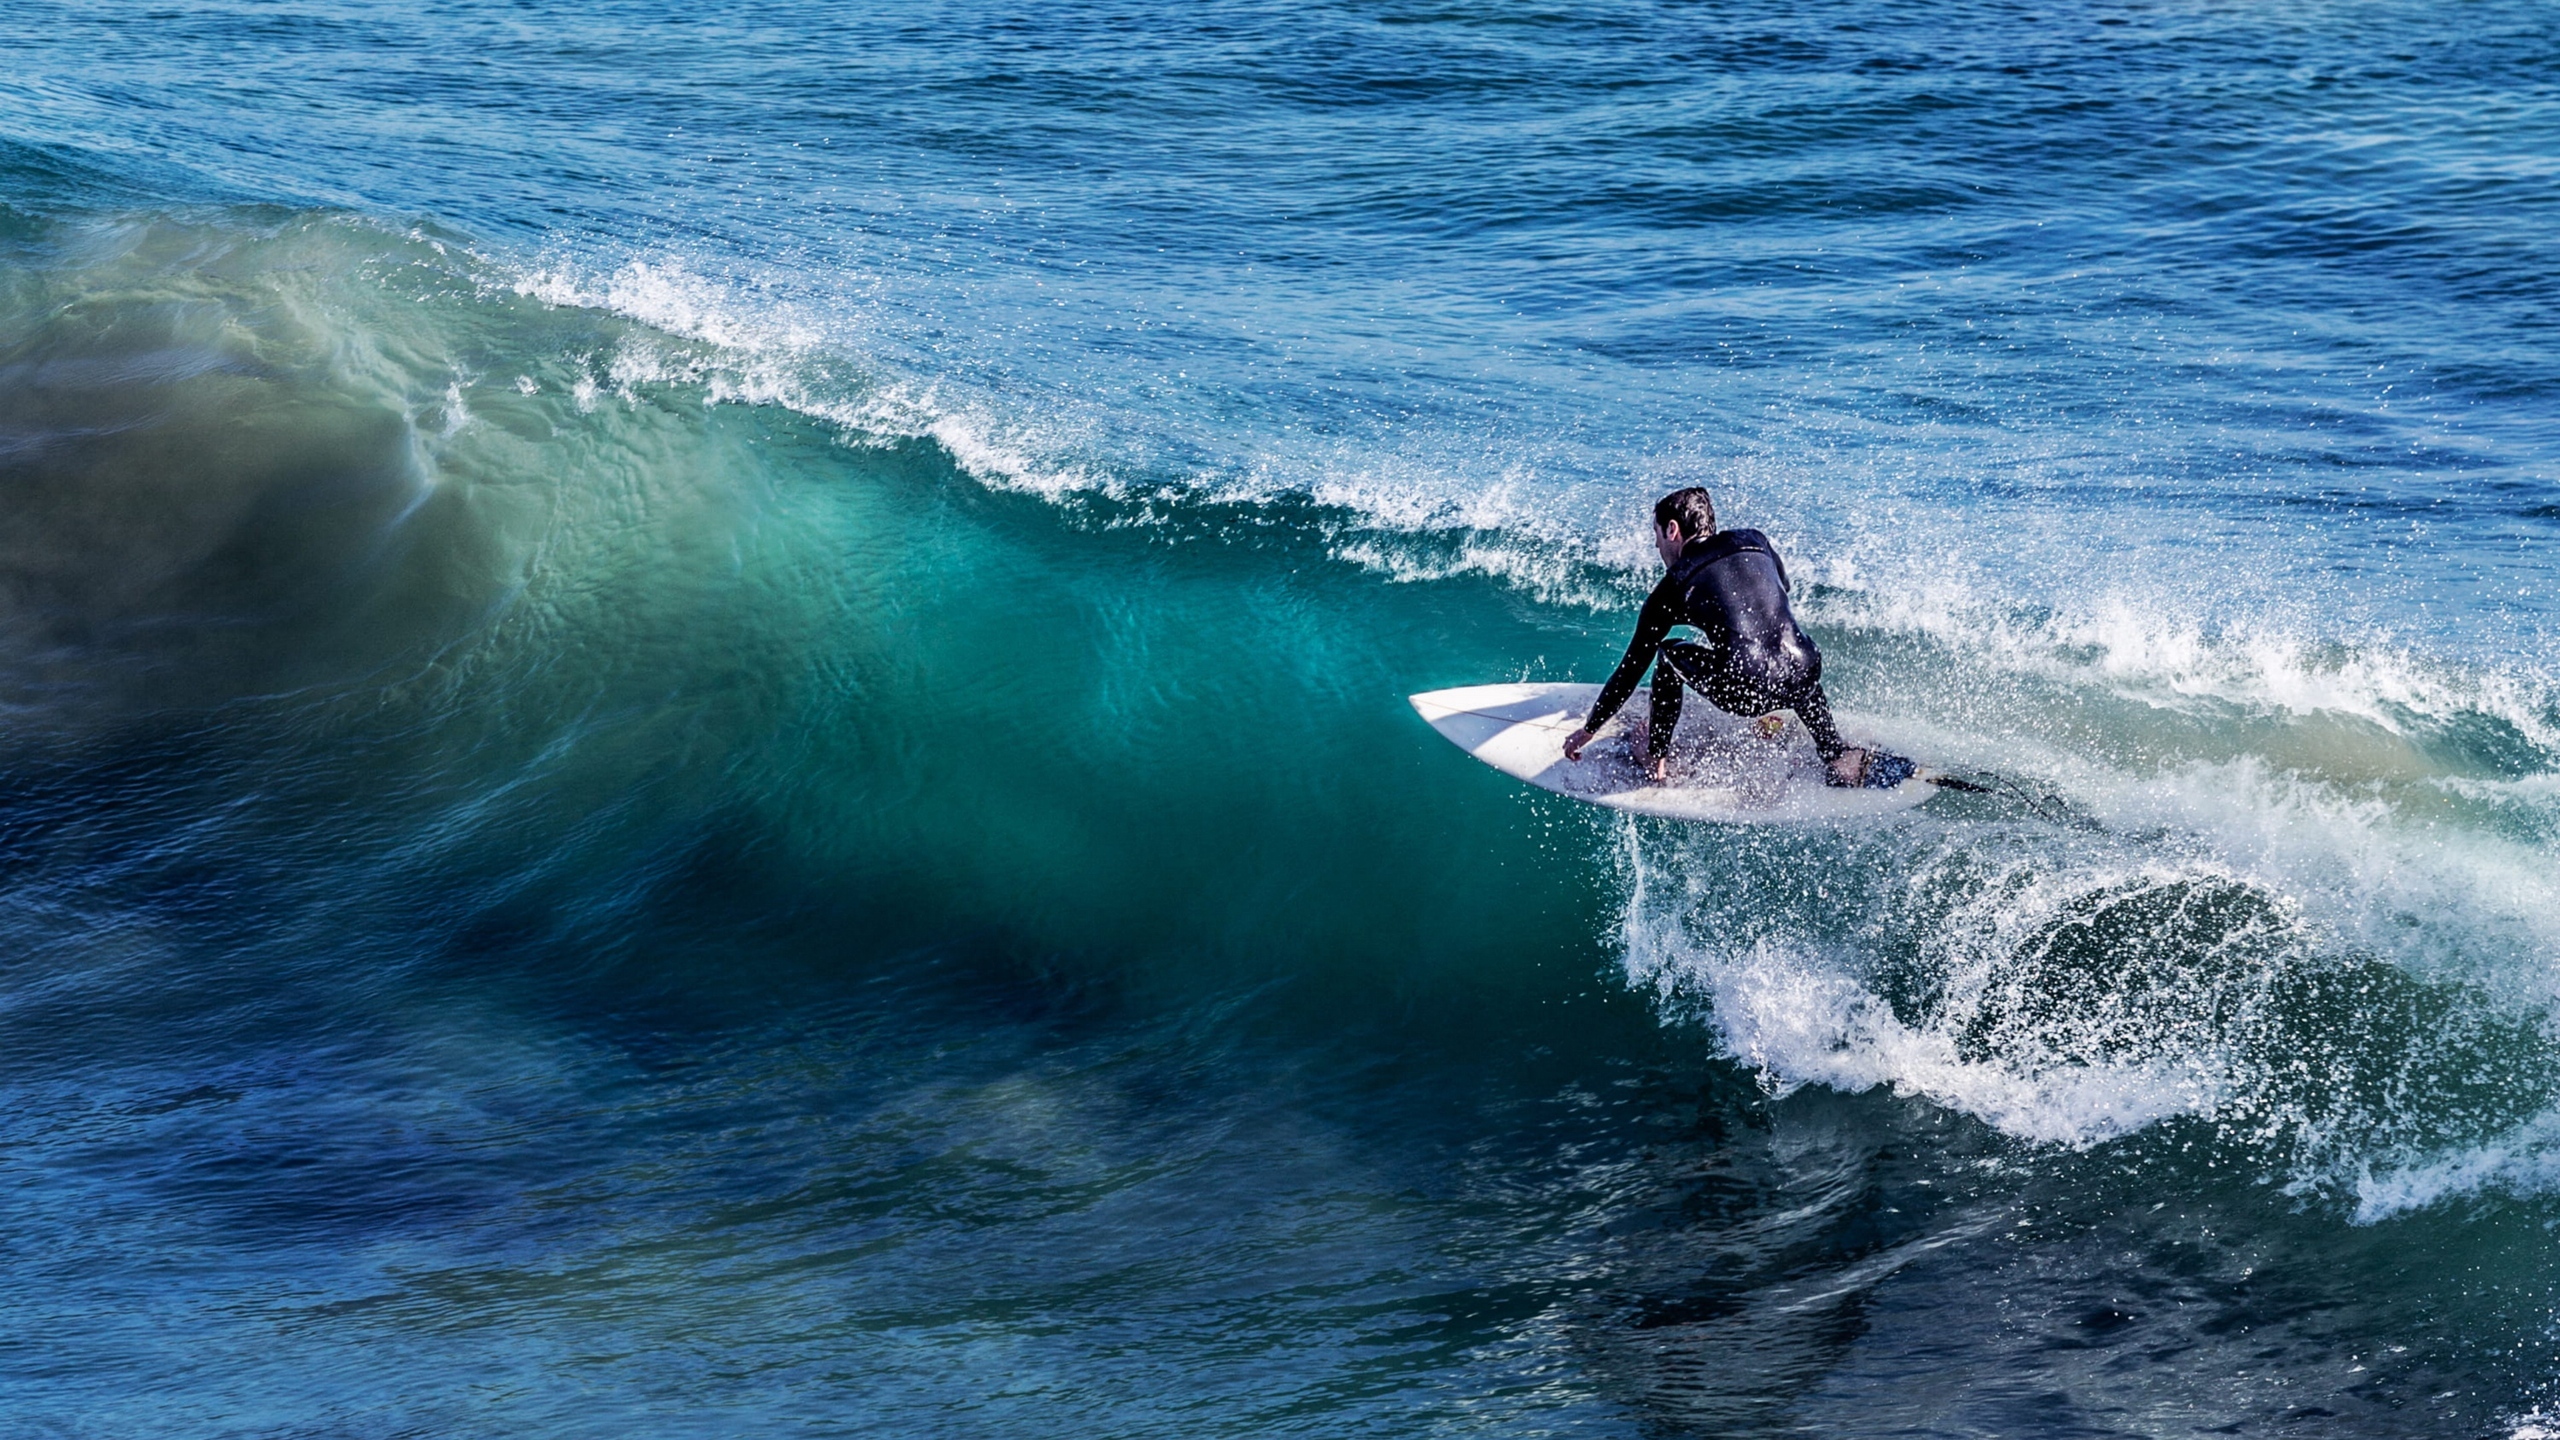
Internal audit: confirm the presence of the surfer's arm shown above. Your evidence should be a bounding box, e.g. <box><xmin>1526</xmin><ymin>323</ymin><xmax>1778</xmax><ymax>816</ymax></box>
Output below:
<box><xmin>1564</xmin><ymin>584</ymin><xmax>1677</xmax><ymax>760</ymax></box>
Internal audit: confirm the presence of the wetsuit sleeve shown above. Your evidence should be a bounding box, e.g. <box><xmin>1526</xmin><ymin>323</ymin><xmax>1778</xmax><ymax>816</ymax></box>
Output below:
<box><xmin>1582</xmin><ymin>581</ymin><xmax>1679</xmax><ymax>732</ymax></box>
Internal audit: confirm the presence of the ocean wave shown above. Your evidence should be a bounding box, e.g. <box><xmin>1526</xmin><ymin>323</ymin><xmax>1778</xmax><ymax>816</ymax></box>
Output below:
<box><xmin>510</xmin><ymin>251</ymin><xmax>2560</xmax><ymax>777</ymax></box>
<box><xmin>203</xmin><ymin>222</ymin><xmax>2560</xmax><ymax>1216</ymax></box>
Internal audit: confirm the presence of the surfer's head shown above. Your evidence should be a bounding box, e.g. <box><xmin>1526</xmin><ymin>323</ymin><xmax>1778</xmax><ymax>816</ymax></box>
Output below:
<box><xmin>1652</xmin><ymin>487</ymin><xmax>1716</xmax><ymax>564</ymax></box>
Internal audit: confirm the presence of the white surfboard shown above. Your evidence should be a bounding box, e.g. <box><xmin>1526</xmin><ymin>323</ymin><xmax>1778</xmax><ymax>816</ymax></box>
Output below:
<box><xmin>1410</xmin><ymin>682</ymin><xmax>1941</xmax><ymax>824</ymax></box>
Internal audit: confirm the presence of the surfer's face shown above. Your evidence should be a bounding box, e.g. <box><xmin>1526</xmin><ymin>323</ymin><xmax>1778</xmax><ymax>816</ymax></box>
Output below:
<box><xmin>1655</xmin><ymin>521</ymin><xmax>1685</xmax><ymax>568</ymax></box>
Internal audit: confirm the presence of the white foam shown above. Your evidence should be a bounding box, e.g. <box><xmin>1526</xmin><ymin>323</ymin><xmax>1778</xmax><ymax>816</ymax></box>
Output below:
<box><xmin>2348</xmin><ymin>1108</ymin><xmax>2560</xmax><ymax>1223</ymax></box>
<box><xmin>1617</xmin><ymin>836</ymin><xmax>2224</xmax><ymax>1148</ymax></box>
<box><xmin>514</xmin><ymin>256</ymin><xmax>1120</xmax><ymax>502</ymax></box>
<box><xmin>2508</xmin><ymin>1408</ymin><xmax>2560</xmax><ymax>1440</ymax></box>
<box><xmin>2081</xmin><ymin>758</ymin><xmax>2560</xmax><ymax>1002</ymax></box>
<box><xmin>1805</xmin><ymin>578</ymin><xmax>2560</xmax><ymax>757</ymax></box>
<box><xmin>2431</xmin><ymin>770</ymin><xmax>2560</xmax><ymax>827</ymax></box>
<box><xmin>1612</xmin><ymin>737</ymin><xmax>2560</xmax><ymax>1187</ymax></box>
<box><xmin>435</xmin><ymin>378</ymin><xmax>471</xmax><ymax>439</ymax></box>
<box><xmin>513</xmin><ymin>257</ymin><xmax>821</xmax><ymax>355</ymax></box>
<box><xmin>1329</xmin><ymin>535</ymin><xmax>1624</xmax><ymax>611</ymax></box>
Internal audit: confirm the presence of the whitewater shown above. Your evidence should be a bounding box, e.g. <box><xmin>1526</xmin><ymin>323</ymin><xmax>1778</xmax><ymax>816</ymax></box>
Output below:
<box><xmin>2</xmin><ymin>0</ymin><xmax>2558</xmax><ymax>1434</ymax></box>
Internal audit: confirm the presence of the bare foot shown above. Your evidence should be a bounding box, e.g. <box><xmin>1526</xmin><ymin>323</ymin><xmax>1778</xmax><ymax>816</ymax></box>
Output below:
<box><xmin>1827</xmin><ymin>747</ymin><xmax>1871</xmax><ymax>788</ymax></box>
<box><xmin>1643</xmin><ymin>753</ymin><xmax>1670</xmax><ymax>784</ymax></box>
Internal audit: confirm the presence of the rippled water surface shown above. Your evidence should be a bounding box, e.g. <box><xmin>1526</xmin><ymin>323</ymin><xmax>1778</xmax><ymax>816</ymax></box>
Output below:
<box><xmin>3</xmin><ymin>1</ymin><xmax>2558</xmax><ymax>1434</ymax></box>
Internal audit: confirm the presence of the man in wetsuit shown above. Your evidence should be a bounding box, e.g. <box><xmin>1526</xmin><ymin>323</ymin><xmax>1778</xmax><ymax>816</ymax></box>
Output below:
<box><xmin>1561</xmin><ymin>487</ymin><xmax>1886</xmax><ymax>788</ymax></box>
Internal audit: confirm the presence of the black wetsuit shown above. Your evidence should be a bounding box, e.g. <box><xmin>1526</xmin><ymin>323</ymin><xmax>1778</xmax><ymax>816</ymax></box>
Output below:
<box><xmin>1583</xmin><ymin>529</ymin><xmax>1852</xmax><ymax>766</ymax></box>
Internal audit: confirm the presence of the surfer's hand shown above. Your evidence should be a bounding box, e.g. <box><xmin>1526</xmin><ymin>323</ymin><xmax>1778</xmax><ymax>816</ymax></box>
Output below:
<box><xmin>1562</xmin><ymin>727</ymin><xmax>1595</xmax><ymax>762</ymax></box>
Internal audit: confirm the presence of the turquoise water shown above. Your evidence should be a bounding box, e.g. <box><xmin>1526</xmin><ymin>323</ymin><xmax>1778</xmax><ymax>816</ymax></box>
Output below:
<box><xmin>3</xmin><ymin>1</ymin><xmax>2559</xmax><ymax>1433</ymax></box>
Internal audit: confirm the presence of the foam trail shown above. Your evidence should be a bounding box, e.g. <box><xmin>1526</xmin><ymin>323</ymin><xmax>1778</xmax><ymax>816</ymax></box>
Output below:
<box><xmin>1618</xmin><ymin>831</ymin><xmax>2234</xmax><ymax>1149</ymax></box>
<box><xmin>1618</xmin><ymin>737</ymin><xmax>2560</xmax><ymax>1212</ymax></box>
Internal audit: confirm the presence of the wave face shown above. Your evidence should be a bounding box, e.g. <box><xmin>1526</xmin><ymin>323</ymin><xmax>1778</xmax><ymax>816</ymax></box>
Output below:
<box><xmin>3</xmin><ymin>1</ymin><xmax>2560</xmax><ymax>1435</ymax></box>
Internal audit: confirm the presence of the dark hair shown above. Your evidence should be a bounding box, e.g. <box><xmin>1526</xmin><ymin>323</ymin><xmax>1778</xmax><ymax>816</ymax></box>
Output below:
<box><xmin>1653</xmin><ymin>487</ymin><xmax>1717</xmax><ymax>538</ymax></box>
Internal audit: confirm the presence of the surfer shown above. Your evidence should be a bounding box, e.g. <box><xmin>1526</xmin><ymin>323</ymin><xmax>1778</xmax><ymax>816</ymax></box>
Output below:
<box><xmin>1560</xmin><ymin>487</ymin><xmax>1903</xmax><ymax>788</ymax></box>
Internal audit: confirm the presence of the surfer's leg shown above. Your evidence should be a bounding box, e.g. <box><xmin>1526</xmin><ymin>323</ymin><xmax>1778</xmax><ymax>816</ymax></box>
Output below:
<box><xmin>1648</xmin><ymin>642</ymin><xmax>1726</xmax><ymax>766</ymax></box>
<box><xmin>1644</xmin><ymin>658</ymin><xmax>1686</xmax><ymax>767</ymax></box>
<box><xmin>1789</xmin><ymin>681</ymin><xmax>1915</xmax><ymax>788</ymax></box>
<box><xmin>1789</xmin><ymin>682</ymin><xmax>1872</xmax><ymax>786</ymax></box>
<box><xmin>1790</xmin><ymin>681</ymin><xmax>1850</xmax><ymax>764</ymax></box>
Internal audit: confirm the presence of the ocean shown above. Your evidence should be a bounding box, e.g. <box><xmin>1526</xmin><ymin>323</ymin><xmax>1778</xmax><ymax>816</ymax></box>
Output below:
<box><xmin>2</xmin><ymin>0</ymin><xmax>2557</xmax><ymax>1433</ymax></box>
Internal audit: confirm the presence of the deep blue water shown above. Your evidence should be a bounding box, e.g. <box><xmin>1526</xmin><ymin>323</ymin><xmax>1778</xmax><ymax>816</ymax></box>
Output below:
<box><xmin>3</xmin><ymin>1</ymin><xmax>2559</xmax><ymax>1434</ymax></box>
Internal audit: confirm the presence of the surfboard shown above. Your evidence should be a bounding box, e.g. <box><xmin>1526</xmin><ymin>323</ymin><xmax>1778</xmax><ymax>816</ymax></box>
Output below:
<box><xmin>1410</xmin><ymin>682</ymin><xmax>1943</xmax><ymax>824</ymax></box>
